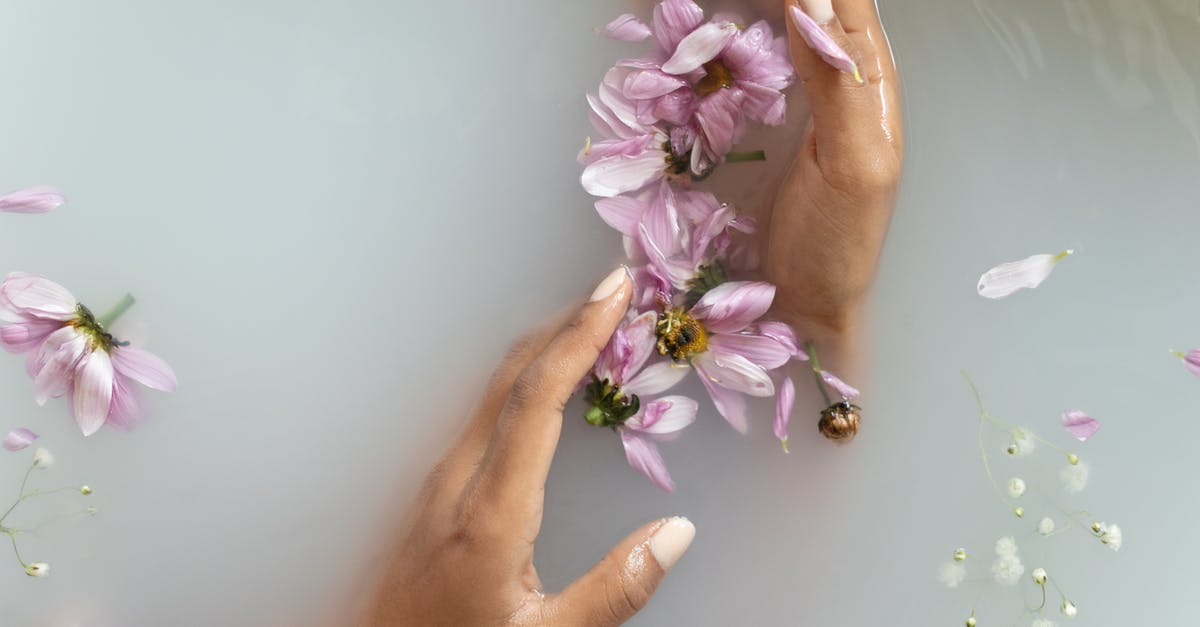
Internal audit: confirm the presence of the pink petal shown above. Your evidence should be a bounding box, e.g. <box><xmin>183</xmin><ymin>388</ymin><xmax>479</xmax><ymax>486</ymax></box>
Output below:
<box><xmin>695</xmin><ymin>360</ymin><xmax>748</xmax><ymax>432</ymax></box>
<box><xmin>774</xmin><ymin>376</ymin><xmax>795</xmax><ymax>448</ymax></box>
<box><xmin>619</xmin><ymin>312</ymin><xmax>659</xmax><ymax>383</ymax></box>
<box><xmin>694</xmin><ymin>87</ymin><xmax>745</xmax><ymax>160</ymax></box>
<box><xmin>691</xmin><ymin>281</ymin><xmax>776</xmax><ymax>334</ymax></box>
<box><xmin>105</xmin><ymin>373</ymin><xmax>144</xmax><ymax>431</ymax></box>
<box><xmin>624</xmin><ymin>69</ymin><xmax>688</xmax><ymax>99</ymax></box>
<box><xmin>579</xmin><ymin>135</ymin><xmax>656</xmax><ymax>165</ymax></box>
<box><xmin>620</xmin><ymin>429</ymin><xmax>676</xmax><ymax>492</ymax></box>
<box><xmin>0</xmin><ymin>319</ymin><xmax>63</xmax><ymax>353</ymax></box>
<box><xmin>0</xmin><ymin>186</ymin><xmax>64</xmax><ymax>214</ymax></box>
<box><xmin>694</xmin><ymin>350</ymin><xmax>774</xmax><ymax>397</ymax></box>
<box><xmin>2</xmin><ymin>428</ymin><xmax>39</xmax><ymax>451</ymax></box>
<box><xmin>652</xmin><ymin>0</ymin><xmax>706</xmax><ymax>53</ymax></box>
<box><xmin>739</xmin><ymin>80</ymin><xmax>788</xmax><ymax>126</ymax></box>
<box><xmin>110</xmin><ymin>346</ymin><xmax>177</xmax><ymax>392</ymax></box>
<box><xmin>706</xmin><ymin>333</ymin><xmax>793</xmax><ymax>369</ymax></box>
<box><xmin>662</xmin><ymin>22</ymin><xmax>738</xmax><ymax>75</ymax></box>
<box><xmin>638</xmin><ymin>222</ymin><xmax>694</xmax><ymax>290</ymax></box>
<box><xmin>820</xmin><ymin>370</ymin><xmax>860</xmax><ymax>399</ymax></box>
<box><xmin>581</xmin><ymin>152</ymin><xmax>665</xmax><ymax>198</ymax></box>
<box><xmin>642</xmin><ymin>182</ymin><xmax>684</xmax><ymax>258</ymax></box>
<box><xmin>1062</xmin><ymin>409</ymin><xmax>1100</xmax><ymax>442</ymax></box>
<box><xmin>624</xmin><ymin>361</ymin><xmax>690</xmax><ymax>397</ymax></box>
<box><xmin>33</xmin><ymin>331</ymin><xmax>87</xmax><ymax>404</ymax></box>
<box><xmin>0</xmin><ymin>273</ymin><xmax>77</xmax><ymax>320</ymax></box>
<box><xmin>750</xmin><ymin>321</ymin><xmax>802</xmax><ymax>359</ymax></box>
<box><xmin>1179</xmin><ymin>349</ymin><xmax>1200</xmax><ymax>377</ymax></box>
<box><xmin>977</xmin><ymin>251</ymin><xmax>1073</xmax><ymax>299</ymax></box>
<box><xmin>787</xmin><ymin>6</ymin><xmax>861</xmax><ymax>78</ymax></box>
<box><xmin>73</xmin><ymin>350</ymin><xmax>114</xmax><ymax>436</ymax></box>
<box><xmin>594</xmin><ymin>196</ymin><xmax>647</xmax><ymax>236</ymax></box>
<box><xmin>602</xmin><ymin>14</ymin><xmax>652</xmax><ymax>41</ymax></box>
<box><xmin>627</xmin><ymin>395</ymin><xmax>699</xmax><ymax>436</ymax></box>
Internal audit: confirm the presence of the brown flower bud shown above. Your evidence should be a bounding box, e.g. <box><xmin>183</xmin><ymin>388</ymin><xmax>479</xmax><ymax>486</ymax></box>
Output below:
<box><xmin>819</xmin><ymin>401</ymin><xmax>861</xmax><ymax>441</ymax></box>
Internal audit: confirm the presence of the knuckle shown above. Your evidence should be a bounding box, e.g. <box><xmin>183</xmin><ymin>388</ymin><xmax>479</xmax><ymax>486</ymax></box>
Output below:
<box><xmin>507</xmin><ymin>368</ymin><xmax>546</xmax><ymax>412</ymax></box>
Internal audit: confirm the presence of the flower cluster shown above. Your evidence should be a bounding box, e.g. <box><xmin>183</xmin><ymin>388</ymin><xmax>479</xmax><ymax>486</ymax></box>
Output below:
<box><xmin>578</xmin><ymin>1</ymin><xmax>859</xmax><ymax>492</ymax></box>
<box><xmin>0</xmin><ymin>444</ymin><xmax>96</xmax><ymax>577</ymax></box>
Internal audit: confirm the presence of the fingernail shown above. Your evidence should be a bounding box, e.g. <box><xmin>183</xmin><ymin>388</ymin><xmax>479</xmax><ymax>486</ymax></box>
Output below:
<box><xmin>799</xmin><ymin>0</ymin><xmax>835</xmax><ymax>23</ymax></box>
<box><xmin>589</xmin><ymin>266</ymin><xmax>628</xmax><ymax>302</ymax></box>
<box><xmin>649</xmin><ymin>516</ymin><xmax>695</xmax><ymax>571</ymax></box>
<box><xmin>788</xmin><ymin>5</ymin><xmax>863</xmax><ymax>83</ymax></box>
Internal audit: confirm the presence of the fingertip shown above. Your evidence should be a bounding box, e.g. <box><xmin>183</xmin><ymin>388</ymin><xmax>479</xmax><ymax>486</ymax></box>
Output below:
<box><xmin>588</xmin><ymin>265</ymin><xmax>632</xmax><ymax>303</ymax></box>
<box><xmin>648</xmin><ymin>516</ymin><xmax>695</xmax><ymax>572</ymax></box>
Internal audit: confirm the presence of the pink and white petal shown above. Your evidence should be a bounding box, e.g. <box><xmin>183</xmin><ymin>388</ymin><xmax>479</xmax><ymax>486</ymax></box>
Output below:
<box><xmin>652</xmin><ymin>0</ymin><xmax>706</xmax><ymax>53</ymax></box>
<box><xmin>2</xmin><ymin>428</ymin><xmax>38</xmax><ymax>451</ymax></box>
<box><xmin>620</xmin><ymin>429</ymin><xmax>676</xmax><ymax>493</ymax></box>
<box><xmin>661</xmin><ymin>22</ymin><xmax>738</xmax><ymax>75</ymax></box>
<box><xmin>641</xmin><ymin>182</ymin><xmax>684</xmax><ymax>257</ymax></box>
<box><xmin>774</xmin><ymin>376</ymin><xmax>795</xmax><ymax>448</ymax></box>
<box><xmin>110</xmin><ymin>346</ymin><xmax>177</xmax><ymax>392</ymax></box>
<box><xmin>1184</xmin><ymin>350</ymin><xmax>1200</xmax><ymax>377</ymax></box>
<box><xmin>0</xmin><ymin>186</ymin><xmax>64</xmax><ymax>214</ymax></box>
<box><xmin>624</xmin><ymin>69</ymin><xmax>688</xmax><ymax>99</ymax></box>
<box><xmin>594</xmin><ymin>196</ymin><xmax>647</xmax><ymax>236</ymax></box>
<box><xmin>0</xmin><ymin>319</ymin><xmax>63</xmax><ymax>354</ymax></box>
<box><xmin>625</xmin><ymin>361</ymin><xmax>691</xmax><ymax>397</ymax></box>
<box><xmin>579</xmin><ymin>135</ymin><xmax>657</xmax><ymax>166</ymax></box>
<box><xmin>1061</xmin><ymin>410</ymin><xmax>1100</xmax><ymax>442</ymax></box>
<box><xmin>691</xmin><ymin>281</ymin><xmax>776</xmax><ymax>334</ymax></box>
<box><xmin>977</xmin><ymin>251</ymin><xmax>1073</xmax><ymax>299</ymax></box>
<box><xmin>694</xmin><ymin>88</ymin><xmax>744</xmax><ymax>159</ymax></box>
<box><xmin>0</xmin><ymin>273</ymin><xmax>77</xmax><ymax>320</ymax></box>
<box><xmin>581</xmin><ymin>152</ymin><xmax>664</xmax><ymax>198</ymax></box>
<box><xmin>707</xmin><ymin>332</ymin><xmax>793</xmax><ymax>370</ymax></box>
<box><xmin>105</xmin><ymin>374</ymin><xmax>144</xmax><ymax>431</ymax></box>
<box><xmin>751</xmin><ymin>321</ymin><xmax>802</xmax><ymax>358</ymax></box>
<box><xmin>637</xmin><ymin>223</ymin><xmax>695</xmax><ymax>291</ymax></box>
<box><xmin>787</xmin><ymin>6</ymin><xmax>862</xmax><ymax>78</ymax></box>
<box><xmin>738</xmin><ymin>81</ymin><xmax>788</xmax><ymax>126</ymax></box>
<box><xmin>34</xmin><ymin>333</ymin><xmax>87</xmax><ymax>404</ymax></box>
<box><xmin>694</xmin><ymin>359</ymin><xmax>748</xmax><ymax>432</ymax></box>
<box><xmin>73</xmin><ymin>350</ymin><xmax>114</xmax><ymax>436</ymax></box>
<box><xmin>602</xmin><ymin>14</ymin><xmax>652</xmax><ymax>41</ymax></box>
<box><xmin>695</xmin><ymin>350</ymin><xmax>774</xmax><ymax>397</ymax></box>
<box><xmin>820</xmin><ymin>370</ymin><xmax>860</xmax><ymax>399</ymax></box>
<box><xmin>637</xmin><ymin>395</ymin><xmax>698</xmax><ymax>437</ymax></box>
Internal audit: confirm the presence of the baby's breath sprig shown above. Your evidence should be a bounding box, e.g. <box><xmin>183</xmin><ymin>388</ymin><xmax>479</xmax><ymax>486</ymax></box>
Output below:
<box><xmin>0</xmin><ymin>447</ymin><xmax>95</xmax><ymax>577</ymax></box>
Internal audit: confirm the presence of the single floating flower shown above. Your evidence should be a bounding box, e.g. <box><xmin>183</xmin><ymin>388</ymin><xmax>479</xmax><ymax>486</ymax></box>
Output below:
<box><xmin>2</xmin><ymin>427</ymin><xmax>38</xmax><ymax>451</ymax></box>
<box><xmin>1097</xmin><ymin>522</ymin><xmax>1122</xmax><ymax>552</ymax></box>
<box><xmin>1061</xmin><ymin>409</ymin><xmax>1099</xmax><ymax>442</ymax></box>
<box><xmin>23</xmin><ymin>562</ymin><xmax>49</xmax><ymax>578</ymax></box>
<box><xmin>1060</xmin><ymin>460</ymin><xmax>1089</xmax><ymax>494</ymax></box>
<box><xmin>0</xmin><ymin>186</ymin><xmax>64</xmax><ymax>214</ymax></box>
<box><xmin>937</xmin><ymin>561</ymin><xmax>966</xmax><ymax>588</ymax></box>
<box><xmin>1009</xmin><ymin>427</ymin><xmax>1036</xmax><ymax>456</ymax></box>
<box><xmin>992</xmin><ymin>552</ymin><xmax>1024</xmax><ymax>586</ymax></box>
<box><xmin>977</xmin><ymin>250</ymin><xmax>1073</xmax><ymax>299</ymax></box>
<box><xmin>1007</xmin><ymin>477</ymin><xmax>1026</xmax><ymax>498</ymax></box>
<box><xmin>32</xmin><ymin>447</ymin><xmax>53</xmax><ymax>468</ymax></box>
<box><xmin>1061</xmin><ymin>600</ymin><xmax>1077</xmax><ymax>617</ymax></box>
<box><xmin>0</xmin><ymin>273</ymin><xmax>178</xmax><ymax>436</ymax></box>
<box><xmin>1032</xmin><ymin>567</ymin><xmax>1047</xmax><ymax>584</ymax></box>
<box><xmin>1038</xmin><ymin>517</ymin><xmax>1056</xmax><ymax>535</ymax></box>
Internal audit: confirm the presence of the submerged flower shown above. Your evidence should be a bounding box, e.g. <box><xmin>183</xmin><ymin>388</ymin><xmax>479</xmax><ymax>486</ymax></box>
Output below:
<box><xmin>0</xmin><ymin>273</ymin><xmax>177</xmax><ymax>436</ymax></box>
<box><xmin>1007</xmin><ymin>477</ymin><xmax>1027</xmax><ymax>498</ymax></box>
<box><xmin>23</xmin><ymin>562</ymin><xmax>49</xmax><ymax>577</ymax></box>
<box><xmin>992</xmin><ymin>553</ymin><xmax>1024</xmax><ymax>585</ymax></box>
<box><xmin>32</xmin><ymin>447</ymin><xmax>53</xmax><ymax>468</ymax></box>
<box><xmin>2</xmin><ymin>428</ymin><xmax>38</xmax><ymax>451</ymax></box>
<box><xmin>938</xmin><ymin>562</ymin><xmax>966</xmax><ymax>588</ymax></box>
<box><xmin>1032</xmin><ymin>567</ymin><xmax>1048</xmax><ymax>584</ymax></box>
<box><xmin>977</xmin><ymin>250</ymin><xmax>1073</xmax><ymax>299</ymax></box>
<box><xmin>0</xmin><ymin>186</ymin><xmax>64</xmax><ymax>214</ymax></box>
<box><xmin>1060</xmin><ymin>460</ymin><xmax>1090</xmax><ymax>494</ymax></box>
<box><xmin>1097</xmin><ymin>522</ymin><xmax>1122</xmax><ymax>551</ymax></box>
<box><xmin>580</xmin><ymin>68</ymin><xmax>677</xmax><ymax>197</ymax></box>
<box><xmin>1061</xmin><ymin>600</ymin><xmax>1077</xmax><ymax>617</ymax></box>
<box><xmin>1061</xmin><ymin>409</ymin><xmax>1099</xmax><ymax>442</ymax></box>
<box><xmin>1038</xmin><ymin>517</ymin><xmax>1056</xmax><ymax>535</ymax></box>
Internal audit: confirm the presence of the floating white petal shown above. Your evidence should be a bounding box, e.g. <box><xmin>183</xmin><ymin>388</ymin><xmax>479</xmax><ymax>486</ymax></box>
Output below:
<box><xmin>977</xmin><ymin>250</ymin><xmax>1073</xmax><ymax>299</ymax></box>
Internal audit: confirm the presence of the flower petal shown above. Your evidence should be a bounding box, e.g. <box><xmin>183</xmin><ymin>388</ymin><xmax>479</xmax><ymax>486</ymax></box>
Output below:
<box><xmin>594</xmin><ymin>196</ymin><xmax>647</xmax><ymax>236</ymax></box>
<box><xmin>624</xmin><ymin>69</ymin><xmax>688</xmax><ymax>99</ymax></box>
<box><xmin>1061</xmin><ymin>409</ymin><xmax>1100</xmax><ymax>442</ymax></box>
<box><xmin>820</xmin><ymin>370</ymin><xmax>860</xmax><ymax>399</ymax></box>
<box><xmin>1180</xmin><ymin>349</ymin><xmax>1200</xmax><ymax>377</ymax></box>
<box><xmin>662</xmin><ymin>22</ymin><xmax>738</xmax><ymax>75</ymax></box>
<box><xmin>707</xmin><ymin>332</ymin><xmax>793</xmax><ymax>369</ymax></box>
<box><xmin>751</xmin><ymin>321</ymin><xmax>802</xmax><ymax>359</ymax></box>
<box><xmin>774</xmin><ymin>376</ymin><xmax>795</xmax><ymax>449</ymax></box>
<box><xmin>624</xmin><ymin>361</ymin><xmax>690</xmax><ymax>397</ymax></box>
<box><xmin>2</xmin><ymin>428</ymin><xmax>39</xmax><ymax>451</ymax></box>
<box><xmin>581</xmin><ymin>152</ymin><xmax>664</xmax><ymax>198</ymax></box>
<box><xmin>787</xmin><ymin>6</ymin><xmax>861</xmax><ymax>78</ymax></box>
<box><xmin>652</xmin><ymin>0</ymin><xmax>706</xmax><ymax>53</ymax></box>
<box><xmin>0</xmin><ymin>273</ymin><xmax>77</xmax><ymax>320</ymax></box>
<box><xmin>620</xmin><ymin>429</ymin><xmax>676</xmax><ymax>492</ymax></box>
<box><xmin>0</xmin><ymin>186</ymin><xmax>64</xmax><ymax>214</ymax></box>
<box><xmin>977</xmin><ymin>250</ymin><xmax>1073</xmax><ymax>299</ymax></box>
<box><xmin>105</xmin><ymin>373</ymin><xmax>144</xmax><ymax>431</ymax></box>
<box><xmin>33</xmin><ymin>331</ymin><xmax>86</xmax><ymax>404</ymax></box>
<box><xmin>73</xmin><ymin>350</ymin><xmax>114</xmax><ymax>436</ymax></box>
<box><xmin>694</xmin><ymin>359</ymin><xmax>748</xmax><ymax>432</ymax></box>
<box><xmin>602</xmin><ymin>14</ymin><xmax>652</xmax><ymax>41</ymax></box>
<box><xmin>628</xmin><ymin>395</ymin><xmax>699</xmax><ymax>437</ymax></box>
<box><xmin>695</xmin><ymin>350</ymin><xmax>774</xmax><ymax>397</ymax></box>
<box><xmin>0</xmin><ymin>319</ymin><xmax>63</xmax><ymax>353</ymax></box>
<box><xmin>691</xmin><ymin>281</ymin><xmax>775</xmax><ymax>334</ymax></box>
<box><xmin>110</xmin><ymin>346</ymin><xmax>177</xmax><ymax>392</ymax></box>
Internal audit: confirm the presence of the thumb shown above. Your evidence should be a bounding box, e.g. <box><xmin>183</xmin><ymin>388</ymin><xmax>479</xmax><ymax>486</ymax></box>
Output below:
<box><xmin>549</xmin><ymin>517</ymin><xmax>696</xmax><ymax>626</ymax></box>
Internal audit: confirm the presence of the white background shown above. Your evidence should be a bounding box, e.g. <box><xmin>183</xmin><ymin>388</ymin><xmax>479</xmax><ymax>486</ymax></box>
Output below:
<box><xmin>0</xmin><ymin>0</ymin><xmax>1197</xmax><ymax>624</ymax></box>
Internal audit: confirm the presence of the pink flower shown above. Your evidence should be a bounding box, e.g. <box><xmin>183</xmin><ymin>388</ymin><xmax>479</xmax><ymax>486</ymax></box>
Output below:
<box><xmin>0</xmin><ymin>186</ymin><xmax>64</xmax><ymax>214</ymax></box>
<box><xmin>0</xmin><ymin>273</ymin><xmax>177</xmax><ymax>436</ymax></box>
<box><xmin>620</xmin><ymin>395</ymin><xmax>698</xmax><ymax>492</ymax></box>
<box><xmin>580</xmin><ymin>67</ymin><xmax>675</xmax><ymax>198</ymax></box>
<box><xmin>657</xmin><ymin>281</ymin><xmax>795</xmax><ymax>432</ymax></box>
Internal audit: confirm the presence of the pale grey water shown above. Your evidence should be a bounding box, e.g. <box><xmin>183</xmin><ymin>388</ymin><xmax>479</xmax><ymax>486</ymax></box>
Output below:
<box><xmin>0</xmin><ymin>0</ymin><xmax>1196</xmax><ymax>625</ymax></box>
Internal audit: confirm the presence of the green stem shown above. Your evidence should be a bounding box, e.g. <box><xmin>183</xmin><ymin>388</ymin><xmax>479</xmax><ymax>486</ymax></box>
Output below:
<box><xmin>98</xmin><ymin>293</ymin><xmax>136</xmax><ymax>328</ymax></box>
<box><xmin>806</xmin><ymin>342</ymin><xmax>833</xmax><ymax>406</ymax></box>
<box><xmin>726</xmin><ymin>150</ymin><xmax>766</xmax><ymax>163</ymax></box>
<box><xmin>962</xmin><ymin>371</ymin><xmax>1014</xmax><ymax>509</ymax></box>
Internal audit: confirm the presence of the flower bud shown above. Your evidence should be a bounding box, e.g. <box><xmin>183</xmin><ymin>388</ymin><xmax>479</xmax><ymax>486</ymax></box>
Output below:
<box><xmin>1006</xmin><ymin>444</ymin><xmax>1018</xmax><ymax>455</ymax></box>
<box><xmin>24</xmin><ymin>562</ymin><xmax>49</xmax><ymax>577</ymax></box>
<box><xmin>1032</xmin><ymin>567</ymin><xmax>1047</xmax><ymax>584</ymax></box>
<box><xmin>953</xmin><ymin>548</ymin><xmax>967</xmax><ymax>562</ymax></box>
<box><xmin>80</xmin><ymin>485</ymin><xmax>92</xmax><ymax>496</ymax></box>
<box><xmin>1062</xmin><ymin>600</ymin><xmax>1077</xmax><ymax>617</ymax></box>
<box><xmin>818</xmin><ymin>401</ymin><xmax>860</xmax><ymax>441</ymax></box>
<box><xmin>1067</xmin><ymin>453</ymin><xmax>1079</xmax><ymax>465</ymax></box>
<box><xmin>1014</xmin><ymin>506</ymin><xmax>1024</xmax><ymax>518</ymax></box>
<box><xmin>965</xmin><ymin>617</ymin><xmax>976</xmax><ymax>627</ymax></box>
<box><xmin>1091</xmin><ymin>521</ymin><xmax>1102</xmax><ymax>534</ymax></box>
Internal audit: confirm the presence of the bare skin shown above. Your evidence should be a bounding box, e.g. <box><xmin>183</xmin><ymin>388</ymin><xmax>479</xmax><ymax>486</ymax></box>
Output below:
<box><xmin>361</xmin><ymin>0</ymin><xmax>902</xmax><ymax>624</ymax></box>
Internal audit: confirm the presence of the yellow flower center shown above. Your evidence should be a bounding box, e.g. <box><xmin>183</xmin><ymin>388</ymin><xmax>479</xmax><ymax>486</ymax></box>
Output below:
<box><xmin>656</xmin><ymin>307</ymin><xmax>708</xmax><ymax>361</ymax></box>
<box><xmin>695</xmin><ymin>60</ymin><xmax>735</xmax><ymax>97</ymax></box>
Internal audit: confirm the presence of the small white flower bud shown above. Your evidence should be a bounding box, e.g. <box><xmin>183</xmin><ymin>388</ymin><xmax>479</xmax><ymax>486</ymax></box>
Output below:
<box><xmin>1014</xmin><ymin>506</ymin><xmax>1025</xmax><ymax>518</ymax></box>
<box><xmin>1067</xmin><ymin>453</ymin><xmax>1079</xmax><ymax>465</ymax></box>
<box><xmin>80</xmin><ymin>485</ymin><xmax>92</xmax><ymax>496</ymax></box>
<box><xmin>1038</xmin><ymin>517</ymin><xmax>1056</xmax><ymax>535</ymax></box>
<box><xmin>965</xmin><ymin>617</ymin><xmax>976</xmax><ymax>627</ymax></box>
<box><xmin>1007</xmin><ymin>477</ymin><xmax>1026</xmax><ymax>498</ymax></box>
<box><xmin>1061</xmin><ymin>600</ymin><xmax>1077</xmax><ymax>617</ymax></box>
<box><xmin>1032</xmin><ymin>568</ymin><xmax>1047</xmax><ymax>584</ymax></box>
<box><xmin>24</xmin><ymin>562</ymin><xmax>49</xmax><ymax>577</ymax></box>
<box><xmin>954</xmin><ymin>548</ymin><xmax>967</xmax><ymax>561</ymax></box>
<box><xmin>32</xmin><ymin>448</ymin><xmax>53</xmax><ymax>468</ymax></box>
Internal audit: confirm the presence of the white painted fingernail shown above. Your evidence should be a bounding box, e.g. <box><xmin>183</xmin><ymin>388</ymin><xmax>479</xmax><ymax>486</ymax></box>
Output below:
<box><xmin>649</xmin><ymin>516</ymin><xmax>695</xmax><ymax>571</ymax></box>
<box><xmin>589</xmin><ymin>266</ymin><xmax>628</xmax><ymax>302</ymax></box>
<box><xmin>800</xmin><ymin>0</ymin><xmax>836</xmax><ymax>23</ymax></box>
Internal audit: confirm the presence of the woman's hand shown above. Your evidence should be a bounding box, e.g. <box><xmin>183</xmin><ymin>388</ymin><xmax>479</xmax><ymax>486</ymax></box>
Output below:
<box><xmin>362</xmin><ymin>268</ymin><xmax>695</xmax><ymax>627</ymax></box>
<box><xmin>765</xmin><ymin>0</ymin><xmax>904</xmax><ymax>351</ymax></box>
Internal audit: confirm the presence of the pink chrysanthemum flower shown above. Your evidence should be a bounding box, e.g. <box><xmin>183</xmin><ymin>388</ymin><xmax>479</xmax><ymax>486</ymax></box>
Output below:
<box><xmin>0</xmin><ymin>273</ymin><xmax>177</xmax><ymax>436</ymax></box>
<box><xmin>584</xmin><ymin>312</ymin><xmax>695</xmax><ymax>491</ymax></box>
